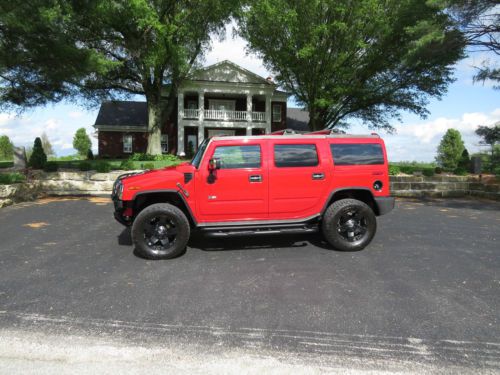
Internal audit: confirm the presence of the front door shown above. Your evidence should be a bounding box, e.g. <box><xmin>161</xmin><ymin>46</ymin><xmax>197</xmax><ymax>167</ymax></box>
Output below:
<box><xmin>198</xmin><ymin>142</ymin><xmax>268</xmax><ymax>222</ymax></box>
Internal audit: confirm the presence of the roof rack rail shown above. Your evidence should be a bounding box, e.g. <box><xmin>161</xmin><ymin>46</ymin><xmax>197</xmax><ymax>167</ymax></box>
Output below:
<box><xmin>270</xmin><ymin>129</ymin><xmax>307</xmax><ymax>135</ymax></box>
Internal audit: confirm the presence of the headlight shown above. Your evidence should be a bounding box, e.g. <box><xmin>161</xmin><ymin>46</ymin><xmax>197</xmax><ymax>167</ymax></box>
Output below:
<box><xmin>117</xmin><ymin>181</ymin><xmax>124</xmax><ymax>200</ymax></box>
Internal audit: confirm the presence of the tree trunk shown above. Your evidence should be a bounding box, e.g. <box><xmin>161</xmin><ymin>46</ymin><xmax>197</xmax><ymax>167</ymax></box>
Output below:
<box><xmin>146</xmin><ymin>100</ymin><xmax>163</xmax><ymax>155</ymax></box>
<box><xmin>308</xmin><ymin>105</ymin><xmax>326</xmax><ymax>131</ymax></box>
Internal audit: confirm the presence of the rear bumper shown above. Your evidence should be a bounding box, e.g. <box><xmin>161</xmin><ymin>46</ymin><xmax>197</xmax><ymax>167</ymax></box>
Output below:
<box><xmin>374</xmin><ymin>196</ymin><xmax>395</xmax><ymax>216</ymax></box>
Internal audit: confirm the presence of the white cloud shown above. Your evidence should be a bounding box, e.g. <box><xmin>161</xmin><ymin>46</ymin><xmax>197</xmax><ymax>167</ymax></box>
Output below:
<box><xmin>68</xmin><ymin>111</ymin><xmax>84</xmax><ymax>118</ymax></box>
<box><xmin>382</xmin><ymin>108</ymin><xmax>500</xmax><ymax>162</ymax></box>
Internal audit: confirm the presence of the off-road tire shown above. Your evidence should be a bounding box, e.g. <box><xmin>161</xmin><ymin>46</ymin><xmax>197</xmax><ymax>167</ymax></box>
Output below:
<box><xmin>132</xmin><ymin>203</ymin><xmax>190</xmax><ymax>260</ymax></box>
<box><xmin>321</xmin><ymin>198</ymin><xmax>376</xmax><ymax>251</ymax></box>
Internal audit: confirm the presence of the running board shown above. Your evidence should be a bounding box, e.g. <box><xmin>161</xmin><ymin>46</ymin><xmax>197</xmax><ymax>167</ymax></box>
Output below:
<box><xmin>201</xmin><ymin>224</ymin><xmax>319</xmax><ymax>238</ymax></box>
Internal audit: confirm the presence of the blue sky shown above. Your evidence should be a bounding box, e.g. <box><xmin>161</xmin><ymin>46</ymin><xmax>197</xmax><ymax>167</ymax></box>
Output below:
<box><xmin>0</xmin><ymin>24</ymin><xmax>498</xmax><ymax>162</ymax></box>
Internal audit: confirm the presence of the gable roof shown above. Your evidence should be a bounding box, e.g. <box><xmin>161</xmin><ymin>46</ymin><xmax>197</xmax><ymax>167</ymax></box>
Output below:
<box><xmin>286</xmin><ymin>108</ymin><xmax>309</xmax><ymax>131</ymax></box>
<box><xmin>191</xmin><ymin>60</ymin><xmax>272</xmax><ymax>85</ymax></box>
<box><xmin>94</xmin><ymin>101</ymin><xmax>147</xmax><ymax>127</ymax></box>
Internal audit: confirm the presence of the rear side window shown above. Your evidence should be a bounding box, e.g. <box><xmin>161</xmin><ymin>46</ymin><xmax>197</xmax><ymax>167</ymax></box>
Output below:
<box><xmin>212</xmin><ymin>145</ymin><xmax>261</xmax><ymax>169</ymax></box>
<box><xmin>274</xmin><ymin>144</ymin><xmax>318</xmax><ymax>167</ymax></box>
<box><xmin>330</xmin><ymin>143</ymin><xmax>384</xmax><ymax>165</ymax></box>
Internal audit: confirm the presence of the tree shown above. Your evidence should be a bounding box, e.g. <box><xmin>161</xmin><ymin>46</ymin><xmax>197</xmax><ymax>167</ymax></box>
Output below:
<box><xmin>445</xmin><ymin>0</ymin><xmax>499</xmax><ymax>87</ymax></box>
<box><xmin>28</xmin><ymin>137</ymin><xmax>47</xmax><ymax>169</ymax></box>
<box><xmin>475</xmin><ymin>123</ymin><xmax>500</xmax><ymax>151</ymax></box>
<box><xmin>0</xmin><ymin>1</ymin><xmax>239</xmax><ymax>154</ymax></box>
<box><xmin>40</xmin><ymin>132</ymin><xmax>55</xmax><ymax>157</ymax></box>
<box><xmin>73</xmin><ymin>128</ymin><xmax>92</xmax><ymax>157</ymax></box>
<box><xmin>458</xmin><ymin>148</ymin><xmax>471</xmax><ymax>171</ymax></box>
<box><xmin>436</xmin><ymin>129</ymin><xmax>465</xmax><ymax>169</ymax></box>
<box><xmin>0</xmin><ymin>135</ymin><xmax>14</xmax><ymax>160</ymax></box>
<box><xmin>238</xmin><ymin>0</ymin><xmax>465</xmax><ymax>131</ymax></box>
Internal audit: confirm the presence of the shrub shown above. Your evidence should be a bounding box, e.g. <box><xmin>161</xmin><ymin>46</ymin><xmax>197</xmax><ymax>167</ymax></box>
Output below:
<box><xmin>0</xmin><ymin>172</ymin><xmax>25</xmax><ymax>184</ymax></box>
<box><xmin>434</xmin><ymin>166</ymin><xmax>443</xmax><ymax>174</ymax></box>
<box><xmin>95</xmin><ymin>161</ymin><xmax>111</xmax><ymax>173</ymax></box>
<box><xmin>43</xmin><ymin>161</ymin><xmax>59</xmax><ymax>172</ymax></box>
<box><xmin>79</xmin><ymin>161</ymin><xmax>92</xmax><ymax>171</ymax></box>
<box><xmin>388</xmin><ymin>165</ymin><xmax>400</xmax><ymax>175</ymax></box>
<box><xmin>87</xmin><ymin>149</ymin><xmax>94</xmax><ymax>160</ymax></box>
<box><xmin>153</xmin><ymin>154</ymin><xmax>179</xmax><ymax>162</ymax></box>
<box><xmin>119</xmin><ymin>159</ymin><xmax>135</xmax><ymax>170</ymax></box>
<box><xmin>453</xmin><ymin>167</ymin><xmax>468</xmax><ymax>176</ymax></box>
<box><xmin>129</xmin><ymin>153</ymin><xmax>155</xmax><ymax>161</ymax></box>
<box><xmin>422</xmin><ymin>168</ymin><xmax>435</xmax><ymax>177</ymax></box>
<box><xmin>142</xmin><ymin>162</ymin><xmax>155</xmax><ymax>170</ymax></box>
<box><xmin>28</xmin><ymin>137</ymin><xmax>47</xmax><ymax>169</ymax></box>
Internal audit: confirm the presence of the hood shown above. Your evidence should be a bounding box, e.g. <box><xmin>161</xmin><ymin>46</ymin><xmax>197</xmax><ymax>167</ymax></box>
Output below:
<box><xmin>120</xmin><ymin>163</ymin><xmax>195</xmax><ymax>200</ymax></box>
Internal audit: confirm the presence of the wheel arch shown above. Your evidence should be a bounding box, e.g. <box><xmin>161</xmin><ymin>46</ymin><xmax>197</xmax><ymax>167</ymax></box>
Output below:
<box><xmin>322</xmin><ymin>188</ymin><xmax>379</xmax><ymax>216</ymax></box>
<box><xmin>132</xmin><ymin>190</ymin><xmax>197</xmax><ymax>227</ymax></box>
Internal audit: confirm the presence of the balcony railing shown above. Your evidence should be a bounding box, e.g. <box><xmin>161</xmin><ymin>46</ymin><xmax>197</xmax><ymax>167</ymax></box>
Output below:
<box><xmin>183</xmin><ymin>108</ymin><xmax>199</xmax><ymax>119</ymax></box>
<box><xmin>182</xmin><ymin>109</ymin><xmax>266</xmax><ymax>122</ymax></box>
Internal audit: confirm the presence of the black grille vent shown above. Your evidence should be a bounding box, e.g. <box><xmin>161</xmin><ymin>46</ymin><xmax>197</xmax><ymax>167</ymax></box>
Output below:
<box><xmin>184</xmin><ymin>173</ymin><xmax>193</xmax><ymax>184</ymax></box>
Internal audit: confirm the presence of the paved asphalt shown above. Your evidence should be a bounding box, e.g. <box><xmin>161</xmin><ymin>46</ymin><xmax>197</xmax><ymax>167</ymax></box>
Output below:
<box><xmin>0</xmin><ymin>197</ymin><xmax>499</xmax><ymax>372</ymax></box>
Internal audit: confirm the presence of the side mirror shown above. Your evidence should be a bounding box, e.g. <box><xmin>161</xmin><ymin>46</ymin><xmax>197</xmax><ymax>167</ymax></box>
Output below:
<box><xmin>208</xmin><ymin>158</ymin><xmax>221</xmax><ymax>171</ymax></box>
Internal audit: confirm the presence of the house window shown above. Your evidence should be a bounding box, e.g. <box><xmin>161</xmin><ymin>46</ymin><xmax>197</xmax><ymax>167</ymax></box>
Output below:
<box><xmin>161</xmin><ymin>135</ymin><xmax>169</xmax><ymax>153</ymax></box>
<box><xmin>272</xmin><ymin>104</ymin><xmax>282</xmax><ymax>122</ymax></box>
<box><xmin>123</xmin><ymin>135</ymin><xmax>133</xmax><ymax>153</ymax></box>
<box><xmin>187</xmin><ymin>100</ymin><xmax>198</xmax><ymax>109</ymax></box>
<box><xmin>209</xmin><ymin>99</ymin><xmax>236</xmax><ymax>111</ymax></box>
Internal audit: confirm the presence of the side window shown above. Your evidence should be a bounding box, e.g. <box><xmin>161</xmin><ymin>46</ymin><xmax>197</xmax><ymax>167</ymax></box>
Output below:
<box><xmin>272</xmin><ymin>104</ymin><xmax>282</xmax><ymax>122</ymax></box>
<box><xmin>123</xmin><ymin>135</ymin><xmax>133</xmax><ymax>154</ymax></box>
<box><xmin>274</xmin><ymin>144</ymin><xmax>318</xmax><ymax>167</ymax></box>
<box><xmin>212</xmin><ymin>145</ymin><xmax>261</xmax><ymax>169</ymax></box>
<box><xmin>330</xmin><ymin>144</ymin><xmax>384</xmax><ymax>165</ymax></box>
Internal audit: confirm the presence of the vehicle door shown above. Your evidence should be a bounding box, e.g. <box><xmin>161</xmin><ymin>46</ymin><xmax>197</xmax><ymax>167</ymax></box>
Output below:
<box><xmin>197</xmin><ymin>140</ymin><xmax>269</xmax><ymax>222</ymax></box>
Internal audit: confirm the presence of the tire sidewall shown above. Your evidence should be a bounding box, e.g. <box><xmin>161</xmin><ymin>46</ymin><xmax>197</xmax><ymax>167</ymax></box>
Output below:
<box><xmin>132</xmin><ymin>203</ymin><xmax>190</xmax><ymax>259</ymax></box>
<box><xmin>322</xmin><ymin>199</ymin><xmax>377</xmax><ymax>251</ymax></box>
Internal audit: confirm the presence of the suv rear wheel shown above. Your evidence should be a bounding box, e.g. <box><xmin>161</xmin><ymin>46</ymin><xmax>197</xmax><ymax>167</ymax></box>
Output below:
<box><xmin>132</xmin><ymin>203</ymin><xmax>190</xmax><ymax>260</ymax></box>
<box><xmin>322</xmin><ymin>198</ymin><xmax>376</xmax><ymax>251</ymax></box>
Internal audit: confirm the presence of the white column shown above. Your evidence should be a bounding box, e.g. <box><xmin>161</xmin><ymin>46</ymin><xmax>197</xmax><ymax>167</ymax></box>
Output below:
<box><xmin>246</xmin><ymin>92</ymin><xmax>252</xmax><ymax>123</ymax></box>
<box><xmin>198</xmin><ymin>90</ymin><xmax>204</xmax><ymax>146</ymax></box>
<box><xmin>265</xmin><ymin>94</ymin><xmax>272</xmax><ymax>134</ymax></box>
<box><xmin>177</xmin><ymin>91</ymin><xmax>185</xmax><ymax>155</ymax></box>
<box><xmin>246</xmin><ymin>125</ymin><xmax>252</xmax><ymax>136</ymax></box>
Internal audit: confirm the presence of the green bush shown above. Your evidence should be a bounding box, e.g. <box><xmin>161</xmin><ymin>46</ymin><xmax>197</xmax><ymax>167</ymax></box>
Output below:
<box><xmin>0</xmin><ymin>172</ymin><xmax>26</xmax><ymax>184</ymax></box>
<box><xmin>142</xmin><ymin>162</ymin><xmax>155</xmax><ymax>170</ymax></box>
<box><xmin>43</xmin><ymin>161</ymin><xmax>59</xmax><ymax>172</ymax></box>
<box><xmin>0</xmin><ymin>161</ymin><xmax>14</xmax><ymax>169</ymax></box>
<box><xmin>79</xmin><ymin>161</ymin><xmax>92</xmax><ymax>171</ymax></box>
<box><xmin>28</xmin><ymin>137</ymin><xmax>47</xmax><ymax>169</ymax></box>
<box><xmin>129</xmin><ymin>153</ymin><xmax>155</xmax><ymax>161</ymax></box>
<box><xmin>95</xmin><ymin>161</ymin><xmax>111</xmax><ymax>173</ymax></box>
<box><xmin>153</xmin><ymin>154</ymin><xmax>179</xmax><ymax>162</ymax></box>
<box><xmin>453</xmin><ymin>167</ymin><xmax>468</xmax><ymax>176</ymax></box>
<box><xmin>434</xmin><ymin>166</ymin><xmax>443</xmax><ymax>174</ymax></box>
<box><xmin>119</xmin><ymin>159</ymin><xmax>135</xmax><ymax>170</ymax></box>
<box><xmin>388</xmin><ymin>165</ymin><xmax>400</xmax><ymax>175</ymax></box>
<box><xmin>87</xmin><ymin>149</ymin><xmax>94</xmax><ymax>160</ymax></box>
<box><xmin>422</xmin><ymin>168</ymin><xmax>435</xmax><ymax>177</ymax></box>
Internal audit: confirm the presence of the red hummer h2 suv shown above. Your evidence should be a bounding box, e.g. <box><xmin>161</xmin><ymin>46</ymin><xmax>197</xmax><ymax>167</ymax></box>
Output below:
<box><xmin>112</xmin><ymin>132</ymin><xmax>395</xmax><ymax>259</ymax></box>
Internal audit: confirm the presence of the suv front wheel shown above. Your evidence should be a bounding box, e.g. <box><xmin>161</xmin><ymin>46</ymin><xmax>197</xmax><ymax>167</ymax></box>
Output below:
<box><xmin>132</xmin><ymin>203</ymin><xmax>190</xmax><ymax>260</ymax></box>
<box><xmin>322</xmin><ymin>198</ymin><xmax>377</xmax><ymax>251</ymax></box>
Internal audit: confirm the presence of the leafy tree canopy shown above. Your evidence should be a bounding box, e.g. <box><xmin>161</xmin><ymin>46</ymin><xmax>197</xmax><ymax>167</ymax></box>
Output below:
<box><xmin>239</xmin><ymin>0</ymin><xmax>465</xmax><ymax>131</ymax></box>
<box><xmin>0</xmin><ymin>0</ymin><xmax>239</xmax><ymax>153</ymax></box>
<box><xmin>0</xmin><ymin>135</ymin><xmax>14</xmax><ymax>160</ymax></box>
<box><xmin>475</xmin><ymin>123</ymin><xmax>500</xmax><ymax>147</ymax></box>
<box><xmin>72</xmin><ymin>128</ymin><xmax>92</xmax><ymax>157</ymax></box>
<box><xmin>436</xmin><ymin>128</ymin><xmax>465</xmax><ymax>169</ymax></box>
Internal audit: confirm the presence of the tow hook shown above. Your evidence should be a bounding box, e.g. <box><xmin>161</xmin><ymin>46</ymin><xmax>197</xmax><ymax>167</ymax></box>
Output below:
<box><xmin>176</xmin><ymin>182</ymin><xmax>190</xmax><ymax>198</ymax></box>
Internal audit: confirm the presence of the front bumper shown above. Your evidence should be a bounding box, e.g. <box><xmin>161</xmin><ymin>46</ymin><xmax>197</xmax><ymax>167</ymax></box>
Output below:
<box><xmin>112</xmin><ymin>197</ymin><xmax>133</xmax><ymax>226</ymax></box>
<box><xmin>374</xmin><ymin>196</ymin><xmax>395</xmax><ymax>216</ymax></box>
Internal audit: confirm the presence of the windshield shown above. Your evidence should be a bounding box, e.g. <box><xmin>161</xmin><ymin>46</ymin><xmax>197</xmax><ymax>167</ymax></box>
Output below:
<box><xmin>191</xmin><ymin>138</ymin><xmax>210</xmax><ymax>169</ymax></box>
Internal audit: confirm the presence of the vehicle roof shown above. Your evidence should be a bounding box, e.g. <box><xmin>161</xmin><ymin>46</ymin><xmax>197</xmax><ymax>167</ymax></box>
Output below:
<box><xmin>211</xmin><ymin>134</ymin><xmax>382</xmax><ymax>141</ymax></box>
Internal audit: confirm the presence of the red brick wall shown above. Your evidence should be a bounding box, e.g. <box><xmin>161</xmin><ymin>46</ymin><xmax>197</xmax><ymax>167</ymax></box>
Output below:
<box><xmin>98</xmin><ymin>131</ymin><xmax>149</xmax><ymax>158</ymax></box>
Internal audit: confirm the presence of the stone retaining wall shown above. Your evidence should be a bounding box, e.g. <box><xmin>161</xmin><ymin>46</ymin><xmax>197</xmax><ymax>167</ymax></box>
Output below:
<box><xmin>390</xmin><ymin>176</ymin><xmax>500</xmax><ymax>201</ymax></box>
<box><xmin>1</xmin><ymin>171</ymin><xmax>499</xmax><ymax>208</ymax></box>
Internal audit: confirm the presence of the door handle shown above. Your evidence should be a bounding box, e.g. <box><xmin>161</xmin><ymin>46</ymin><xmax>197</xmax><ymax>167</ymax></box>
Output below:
<box><xmin>312</xmin><ymin>172</ymin><xmax>325</xmax><ymax>180</ymax></box>
<box><xmin>249</xmin><ymin>175</ymin><xmax>262</xmax><ymax>183</ymax></box>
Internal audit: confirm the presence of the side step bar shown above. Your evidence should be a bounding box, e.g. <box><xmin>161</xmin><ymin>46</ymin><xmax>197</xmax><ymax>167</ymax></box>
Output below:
<box><xmin>200</xmin><ymin>224</ymin><xmax>319</xmax><ymax>238</ymax></box>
